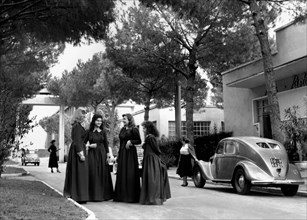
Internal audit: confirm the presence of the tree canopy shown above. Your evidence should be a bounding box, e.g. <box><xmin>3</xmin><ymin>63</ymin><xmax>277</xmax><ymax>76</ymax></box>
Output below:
<box><xmin>107</xmin><ymin>2</ymin><xmax>262</xmax><ymax>142</ymax></box>
<box><xmin>0</xmin><ymin>0</ymin><xmax>116</xmax><ymax>44</ymax></box>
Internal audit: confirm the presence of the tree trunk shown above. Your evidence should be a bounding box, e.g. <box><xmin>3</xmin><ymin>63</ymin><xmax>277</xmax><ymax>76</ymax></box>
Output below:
<box><xmin>186</xmin><ymin>55</ymin><xmax>197</xmax><ymax>144</ymax></box>
<box><xmin>144</xmin><ymin>98</ymin><xmax>151</xmax><ymax>121</ymax></box>
<box><xmin>175</xmin><ymin>78</ymin><xmax>182</xmax><ymax>139</ymax></box>
<box><xmin>249</xmin><ymin>0</ymin><xmax>284</xmax><ymax>143</ymax></box>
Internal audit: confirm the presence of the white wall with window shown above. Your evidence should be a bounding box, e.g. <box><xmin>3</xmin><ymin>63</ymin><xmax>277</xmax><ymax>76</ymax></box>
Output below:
<box><xmin>168</xmin><ymin>121</ymin><xmax>212</xmax><ymax>138</ymax></box>
<box><xmin>132</xmin><ymin>105</ymin><xmax>224</xmax><ymax>140</ymax></box>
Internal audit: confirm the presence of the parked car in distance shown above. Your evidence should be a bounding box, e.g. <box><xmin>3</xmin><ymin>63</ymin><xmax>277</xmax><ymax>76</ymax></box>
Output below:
<box><xmin>192</xmin><ymin>136</ymin><xmax>304</xmax><ymax>196</ymax></box>
<box><xmin>21</xmin><ymin>153</ymin><xmax>40</xmax><ymax>166</ymax></box>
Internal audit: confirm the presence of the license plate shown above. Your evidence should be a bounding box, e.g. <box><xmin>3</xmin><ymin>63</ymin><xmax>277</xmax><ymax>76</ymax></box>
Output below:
<box><xmin>270</xmin><ymin>158</ymin><xmax>283</xmax><ymax>167</ymax></box>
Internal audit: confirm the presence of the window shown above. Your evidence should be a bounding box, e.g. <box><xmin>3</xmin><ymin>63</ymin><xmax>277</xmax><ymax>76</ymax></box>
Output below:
<box><xmin>268</xmin><ymin>143</ymin><xmax>281</xmax><ymax>150</ymax></box>
<box><xmin>256</xmin><ymin>142</ymin><xmax>270</xmax><ymax>149</ymax></box>
<box><xmin>193</xmin><ymin>121</ymin><xmax>211</xmax><ymax>137</ymax></box>
<box><xmin>168</xmin><ymin>121</ymin><xmax>176</xmax><ymax>138</ymax></box>
<box><xmin>216</xmin><ymin>142</ymin><xmax>224</xmax><ymax>154</ymax></box>
<box><xmin>253</xmin><ymin>98</ymin><xmax>268</xmax><ymax>123</ymax></box>
<box><xmin>168</xmin><ymin>121</ymin><xmax>211</xmax><ymax>138</ymax></box>
<box><xmin>225</xmin><ymin>141</ymin><xmax>237</xmax><ymax>154</ymax></box>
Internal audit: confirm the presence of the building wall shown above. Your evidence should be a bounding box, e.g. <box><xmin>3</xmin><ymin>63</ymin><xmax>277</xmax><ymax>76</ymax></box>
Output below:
<box><xmin>222</xmin><ymin>19</ymin><xmax>307</xmax><ymax>138</ymax></box>
<box><xmin>223</xmin><ymin>87</ymin><xmax>257</xmax><ymax>136</ymax></box>
<box><xmin>133</xmin><ymin>106</ymin><xmax>224</xmax><ymax>140</ymax></box>
<box><xmin>275</xmin><ymin>21</ymin><xmax>307</xmax><ymax>63</ymax></box>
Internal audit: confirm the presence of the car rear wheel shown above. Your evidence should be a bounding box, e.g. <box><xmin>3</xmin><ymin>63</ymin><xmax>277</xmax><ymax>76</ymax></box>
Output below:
<box><xmin>193</xmin><ymin>165</ymin><xmax>206</xmax><ymax>188</ymax></box>
<box><xmin>281</xmin><ymin>185</ymin><xmax>298</xmax><ymax>196</ymax></box>
<box><xmin>233</xmin><ymin>168</ymin><xmax>251</xmax><ymax>195</ymax></box>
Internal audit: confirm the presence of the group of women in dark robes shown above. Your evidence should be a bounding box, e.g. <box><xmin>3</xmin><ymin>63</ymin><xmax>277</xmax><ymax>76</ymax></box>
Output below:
<box><xmin>63</xmin><ymin>109</ymin><xmax>171</xmax><ymax>205</ymax></box>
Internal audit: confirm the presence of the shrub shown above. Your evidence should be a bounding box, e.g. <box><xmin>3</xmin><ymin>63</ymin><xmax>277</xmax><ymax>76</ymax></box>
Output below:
<box><xmin>0</xmin><ymin>142</ymin><xmax>10</xmax><ymax>177</ymax></box>
<box><xmin>160</xmin><ymin>137</ymin><xmax>182</xmax><ymax>168</ymax></box>
<box><xmin>281</xmin><ymin>106</ymin><xmax>307</xmax><ymax>161</ymax></box>
<box><xmin>283</xmin><ymin>139</ymin><xmax>299</xmax><ymax>161</ymax></box>
<box><xmin>194</xmin><ymin>131</ymin><xmax>233</xmax><ymax>161</ymax></box>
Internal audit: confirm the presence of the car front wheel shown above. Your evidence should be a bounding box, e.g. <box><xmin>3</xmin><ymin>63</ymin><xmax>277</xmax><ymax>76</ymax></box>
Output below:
<box><xmin>281</xmin><ymin>185</ymin><xmax>298</xmax><ymax>196</ymax></box>
<box><xmin>193</xmin><ymin>165</ymin><xmax>206</xmax><ymax>188</ymax></box>
<box><xmin>233</xmin><ymin>168</ymin><xmax>251</xmax><ymax>195</ymax></box>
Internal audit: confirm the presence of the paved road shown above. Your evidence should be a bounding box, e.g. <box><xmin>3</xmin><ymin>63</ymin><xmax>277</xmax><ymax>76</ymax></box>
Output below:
<box><xmin>12</xmin><ymin>158</ymin><xmax>307</xmax><ymax>220</ymax></box>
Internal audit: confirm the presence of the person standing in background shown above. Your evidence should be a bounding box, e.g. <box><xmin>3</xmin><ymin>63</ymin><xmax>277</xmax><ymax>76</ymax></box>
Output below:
<box><xmin>176</xmin><ymin>136</ymin><xmax>196</xmax><ymax>187</ymax></box>
<box><xmin>114</xmin><ymin>113</ymin><xmax>141</xmax><ymax>203</ymax></box>
<box><xmin>139</xmin><ymin>121</ymin><xmax>171</xmax><ymax>205</ymax></box>
<box><xmin>63</xmin><ymin>107</ymin><xmax>89</xmax><ymax>204</ymax></box>
<box><xmin>85</xmin><ymin>114</ymin><xmax>114</xmax><ymax>201</ymax></box>
<box><xmin>48</xmin><ymin>140</ymin><xmax>60</xmax><ymax>173</ymax></box>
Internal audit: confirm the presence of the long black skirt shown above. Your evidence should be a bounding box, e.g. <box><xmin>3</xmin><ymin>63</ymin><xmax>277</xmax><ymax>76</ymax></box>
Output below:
<box><xmin>176</xmin><ymin>154</ymin><xmax>192</xmax><ymax>177</ymax></box>
<box><xmin>114</xmin><ymin>146</ymin><xmax>140</xmax><ymax>203</ymax></box>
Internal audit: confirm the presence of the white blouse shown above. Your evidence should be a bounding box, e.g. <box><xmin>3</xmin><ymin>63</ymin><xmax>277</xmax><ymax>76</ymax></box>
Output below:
<box><xmin>180</xmin><ymin>144</ymin><xmax>189</xmax><ymax>155</ymax></box>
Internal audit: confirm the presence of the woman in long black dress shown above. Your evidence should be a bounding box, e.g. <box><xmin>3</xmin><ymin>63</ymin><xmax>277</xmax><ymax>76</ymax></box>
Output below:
<box><xmin>114</xmin><ymin>113</ymin><xmax>141</xmax><ymax>203</ymax></box>
<box><xmin>85</xmin><ymin>114</ymin><xmax>114</xmax><ymax>201</ymax></box>
<box><xmin>48</xmin><ymin>140</ymin><xmax>60</xmax><ymax>173</ymax></box>
<box><xmin>139</xmin><ymin>121</ymin><xmax>171</xmax><ymax>205</ymax></box>
<box><xmin>63</xmin><ymin>107</ymin><xmax>89</xmax><ymax>204</ymax></box>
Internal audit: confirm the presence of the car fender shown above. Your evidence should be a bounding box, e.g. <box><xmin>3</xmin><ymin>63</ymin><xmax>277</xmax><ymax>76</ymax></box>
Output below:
<box><xmin>194</xmin><ymin>159</ymin><xmax>214</xmax><ymax>180</ymax></box>
<box><xmin>286</xmin><ymin>163</ymin><xmax>303</xmax><ymax>180</ymax></box>
<box><xmin>234</xmin><ymin>160</ymin><xmax>273</xmax><ymax>182</ymax></box>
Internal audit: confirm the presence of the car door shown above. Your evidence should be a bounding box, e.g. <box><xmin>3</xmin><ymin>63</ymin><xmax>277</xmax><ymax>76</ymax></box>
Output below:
<box><xmin>212</xmin><ymin>141</ymin><xmax>225</xmax><ymax>179</ymax></box>
<box><xmin>219</xmin><ymin>140</ymin><xmax>239</xmax><ymax>180</ymax></box>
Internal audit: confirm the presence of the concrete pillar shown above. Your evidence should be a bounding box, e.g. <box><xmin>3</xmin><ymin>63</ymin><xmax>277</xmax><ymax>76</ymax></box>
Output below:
<box><xmin>59</xmin><ymin>105</ymin><xmax>65</xmax><ymax>162</ymax></box>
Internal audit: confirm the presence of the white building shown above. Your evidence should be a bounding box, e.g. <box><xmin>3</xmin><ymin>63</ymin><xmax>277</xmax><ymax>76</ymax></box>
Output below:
<box><xmin>132</xmin><ymin>105</ymin><xmax>224</xmax><ymax>140</ymax></box>
<box><xmin>222</xmin><ymin>19</ymin><xmax>307</xmax><ymax>138</ymax></box>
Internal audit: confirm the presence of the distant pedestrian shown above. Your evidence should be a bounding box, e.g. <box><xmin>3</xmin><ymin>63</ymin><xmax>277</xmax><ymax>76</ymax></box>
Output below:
<box><xmin>63</xmin><ymin>107</ymin><xmax>89</xmax><ymax>204</ymax></box>
<box><xmin>176</xmin><ymin>136</ymin><xmax>196</xmax><ymax>186</ymax></box>
<box><xmin>114</xmin><ymin>113</ymin><xmax>141</xmax><ymax>203</ymax></box>
<box><xmin>85</xmin><ymin>114</ymin><xmax>114</xmax><ymax>201</ymax></box>
<box><xmin>48</xmin><ymin>140</ymin><xmax>60</xmax><ymax>173</ymax></box>
<box><xmin>139</xmin><ymin>121</ymin><xmax>171</xmax><ymax>205</ymax></box>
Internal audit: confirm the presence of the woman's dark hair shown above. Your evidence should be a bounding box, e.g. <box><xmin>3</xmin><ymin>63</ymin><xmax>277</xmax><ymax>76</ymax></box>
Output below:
<box><xmin>141</xmin><ymin>121</ymin><xmax>159</xmax><ymax>137</ymax></box>
<box><xmin>122</xmin><ymin>113</ymin><xmax>136</xmax><ymax>128</ymax></box>
<box><xmin>182</xmin><ymin>136</ymin><xmax>190</xmax><ymax>143</ymax></box>
<box><xmin>89</xmin><ymin>114</ymin><xmax>104</xmax><ymax>131</ymax></box>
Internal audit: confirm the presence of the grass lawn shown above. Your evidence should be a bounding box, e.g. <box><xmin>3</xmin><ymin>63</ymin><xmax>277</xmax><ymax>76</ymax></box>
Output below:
<box><xmin>0</xmin><ymin>178</ymin><xmax>88</xmax><ymax>220</ymax></box>
<box><xmin>4</xmin><ymin>159</ymin><xmax>19</xmax><ymax>165</ymax></box>
<box><xmin>3</xmin><ymin>166</ymin><xmax>27</xmax><ymax>174</ymax></box>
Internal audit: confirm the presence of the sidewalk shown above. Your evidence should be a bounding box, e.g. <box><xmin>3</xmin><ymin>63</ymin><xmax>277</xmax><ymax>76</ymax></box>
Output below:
<box><xmin>167</xmin><ymin>167</ymin><xmax>307</xmax><ymax>196</ymax></box>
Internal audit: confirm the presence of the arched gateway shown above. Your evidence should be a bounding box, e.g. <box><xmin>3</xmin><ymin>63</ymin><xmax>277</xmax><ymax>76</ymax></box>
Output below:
<box><xmin>22</xmin><ymin>88</ymin><xmax>65</xmax><ymax>162</ymax></box>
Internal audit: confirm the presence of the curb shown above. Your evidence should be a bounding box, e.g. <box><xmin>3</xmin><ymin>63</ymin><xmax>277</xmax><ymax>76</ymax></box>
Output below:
<box><xmin>168</xmin><ymin>175</ymin><xmax>307</xmax><ymax>197</ymax></box>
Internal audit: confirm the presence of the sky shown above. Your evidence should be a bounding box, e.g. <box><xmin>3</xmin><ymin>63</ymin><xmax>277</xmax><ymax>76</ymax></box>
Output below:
<box><xmin>49</xmin><ymin>42</ymin><xmax>106</xmax><ymax>78</ymax></box>
<box><xmin>21</xmin><ymin>42</ymin><xmax>106</xmax><ymax>150</ymax></box>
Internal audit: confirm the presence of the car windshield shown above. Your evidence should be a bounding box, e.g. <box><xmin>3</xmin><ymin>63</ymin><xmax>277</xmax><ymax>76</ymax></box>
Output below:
<box><xmin>256</xmin><ymin>142</ymin><xmax>281</xmax><ymax>150</ymax></box>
